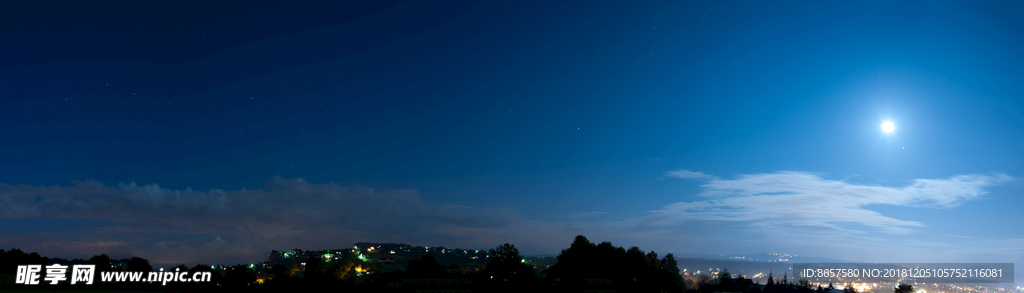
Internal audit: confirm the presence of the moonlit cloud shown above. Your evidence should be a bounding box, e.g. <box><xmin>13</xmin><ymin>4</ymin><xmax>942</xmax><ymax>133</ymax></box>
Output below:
<box><xmin>649</xmin><ymin>171</ymin><xmax>1011</xmax><ymax>235</ymax></box>
<box><xmin>665</xmin><ymin>170</ymin><xmax>720</xmax><ymax>181</ymax></box>
<box><xmin>0</xmin><ymin>171</ymin><xmax>1016</xmax><ymax>267</ymax></box>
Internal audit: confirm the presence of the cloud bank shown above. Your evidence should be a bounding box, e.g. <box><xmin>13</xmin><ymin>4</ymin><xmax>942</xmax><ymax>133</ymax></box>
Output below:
<box><xmin>649</xmin><ymin>171</ymin><xmax>1011</xmax><ymax>235</ymax></box>
<box><xmin>0</xmin><ymin>176</ymin><xmax>529</xmax><ymax>265</ymax></box>
<box><xmin>0</xmin><ymin>171</ymin><xmax>1016</xmax><ymax>266</ymax></box>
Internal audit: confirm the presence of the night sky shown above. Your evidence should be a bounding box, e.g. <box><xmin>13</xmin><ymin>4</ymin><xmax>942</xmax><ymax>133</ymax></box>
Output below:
<box><xmin>3</xmin><ymin>0</ymin><xmax>1024</xmax><ymax>274</ymax></box>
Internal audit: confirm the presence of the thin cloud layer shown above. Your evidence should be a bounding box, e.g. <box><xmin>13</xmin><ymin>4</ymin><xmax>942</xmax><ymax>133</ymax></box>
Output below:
<box><xmin>564</xmin><ymin>211</ymin><xmax>611</xmax><ymax>218</ymax></box>
<box><xmin>650</xmin><ymin>171</ymin><xmax>1011</xmax><ymax>235</ymax></box>
<box><xmin>1</xmin><ymin>171</ymin><xmax>1016</xmax><ymax>266</ymax></box>
<box><xmin>0</xmin><ymin>176</ymin><xmax>522</xmax><ymax>265</ymax></box>
<box><xmin>665</xmin><ymin>170</ymin><xmax>720</xmax><ymax>181</ymax></box>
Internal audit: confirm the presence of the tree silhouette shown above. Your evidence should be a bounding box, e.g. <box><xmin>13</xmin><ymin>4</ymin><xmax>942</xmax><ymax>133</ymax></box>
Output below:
<box><xmin>483</xmin><ymin>243</ymin><xmax>538</xmax><ymax>291</ymax></box>
<box><xmin>895</xmin><ymin>283</ymin><xmax>914</xmax><ymax>293</ymax></box>
<box><xmin>222</xmin><ymin>264</ymin><xmax>256</xmax><ymax>288</ymax></box>
<box><xmin>718</xmin><ymin>268</ymin><xmax>735</xmax><ymax>292</ymax></box>
<box><xmin>544</xmin><ymin>235</ymin><xmax>685</xmax><ymax>293</ymax></box>
<box><xmin>737</xmin><ymin>273</ymin><xmax>758</xmax><ymax>293</ymax></box>
<box><xmin>797</xmin><ymin>279</ymin><xmax>815</xmax><ymax>293</ymax></box>
<box><xmin>173</xmin><ymin>263</ymin><xmax>189</xmax><ymax>272</ymax></box>
<box><xmin>696</xmin><ymin>274</ymin><xmax>714</xmax><ymax>293</ymax></box>
<box><xmin>87</xmin><ymin>254</ymin><xmax>113</xmax><ymax>273</ymax></box>
<box><xmin>126</xmin><ymin>256</ymin><xmax>152</xmax><ymax>272</ymax></box>
<box><xmin>0</xmin><ymin>249</ymin><xmax>45</xmax><ymax>274</ymax></box>
<box><xmin>844</xmin><ymin>283</ymin><xmax>857</xmax><ymax>293</ymax></box>
<box><xmin>302</xmin><ymin>254</ymin><xmax>329</xmax><ymax>286</ymax></box>
<box><xmin>545</xmin><ymin>235</ymin><xmax>595</xmax><ymax>285</ymax></box>
<box><xmin>647</xmin><ymin>251</ymin><xmax>659</xmax><ymax>261</ymax></box>
<box><xmin>405</xmin><ymin>254</ymin><xmax>446</xmax><ymax>277</ymax></box>
<box><xmin>189</xmin><ymin>264</ymin><xmax>221</xmax><ymax>288</ymax></box>
<box><xmin>661</xmin><ymin>253</ymin><xmax>681</xmax><ymax>276</ymax></box>
<box><xmin>329</xmin><ymin>257</ymin><xmax>356</xmax><ymax>280</ymax></box>
<box><xmin>490</xmin><ymin>243</ymin><xmax>522</xmax><ymax>263</ymax></box>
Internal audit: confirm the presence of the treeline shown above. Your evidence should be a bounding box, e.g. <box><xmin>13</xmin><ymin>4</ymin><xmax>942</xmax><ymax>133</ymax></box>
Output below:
<box><xmin>693</xmin><ymin>268</ymin><xmax>835</xmax><ymax>293</ymax></box>
<box><xmin>283</xmin><ymin>235</ymin><xmax>688</xmax><ymax>292</ymax></box>
<box><xmin>1</xmin><ymin>249</ymin><xmax>159</xmax><ymax>274</ymax></box>
<box><xmin>0</xmin><ymin>235</ymin><xmax>913</xmax><ymax>293</ymax></box>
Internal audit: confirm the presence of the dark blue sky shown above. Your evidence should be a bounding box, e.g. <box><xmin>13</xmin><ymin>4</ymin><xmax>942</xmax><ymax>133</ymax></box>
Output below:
<box><xmin>3</xmin><ymin>1</ymin><xmax>1024</xmax><ymax>273</ymax></box>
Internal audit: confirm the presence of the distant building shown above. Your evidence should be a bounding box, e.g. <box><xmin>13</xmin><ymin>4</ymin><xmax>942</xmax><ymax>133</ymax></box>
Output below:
<box><xmin>379</xmin><ymin>257</ymin><xmax>395</xmax><ymax>263</ymax></box>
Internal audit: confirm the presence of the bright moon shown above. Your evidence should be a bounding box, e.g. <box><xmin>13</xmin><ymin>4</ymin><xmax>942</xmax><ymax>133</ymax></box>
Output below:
<box><xmin>882</xmin><ymin>121</ymin><xmax>895</xmax><ymax>134</ymax></box>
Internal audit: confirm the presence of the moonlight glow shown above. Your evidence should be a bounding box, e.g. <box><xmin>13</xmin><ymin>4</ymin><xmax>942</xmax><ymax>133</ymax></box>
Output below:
<box><xmin>882</xmin><ymin>121</ymin><xmax>895</xmax><ymax>134</ymax></box>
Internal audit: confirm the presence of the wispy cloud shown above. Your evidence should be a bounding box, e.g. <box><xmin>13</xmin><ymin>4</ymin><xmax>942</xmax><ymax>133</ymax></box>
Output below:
<box><xmin>649</xmin><ymin>171</ymin><xmax>1011</xmax><ymax>235</ymax></box>
<box><xmin>665</xmin><ymin>170</ymin><xmax>720</xmax><ymax>181</ymax></box>
<box><xmin>564</xmin><ymin>211</ymin><xmax>611</xmax><ymax>218</ymax></box>
<box><xmin>1</xmin><ymin>171</ymin><xmax>1016</xmax><ymax>266</ymax></box>
<box><xmin>0</xmin><ymin>176</ymin><xmax>524</xmax><ymax>265</ymax></box>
